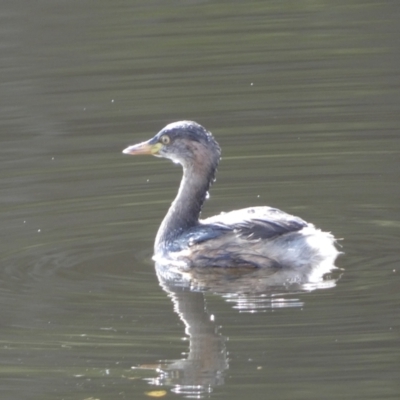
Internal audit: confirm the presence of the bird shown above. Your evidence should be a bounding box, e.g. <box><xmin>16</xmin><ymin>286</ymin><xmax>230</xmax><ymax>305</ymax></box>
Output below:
<box><xmin>123</xmin><ymin>121</ymin><xmax>339</xmax><ymax>270</ymax></box>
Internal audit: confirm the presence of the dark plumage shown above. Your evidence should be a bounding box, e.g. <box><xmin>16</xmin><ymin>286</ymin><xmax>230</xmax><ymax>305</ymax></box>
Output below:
<box><xmin>123</xmin><ymin>121</ymin><xmax>339</xmax><ymax>270</ymax></box>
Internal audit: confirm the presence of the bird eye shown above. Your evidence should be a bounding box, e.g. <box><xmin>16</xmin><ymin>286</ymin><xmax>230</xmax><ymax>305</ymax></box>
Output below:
<box><xmin>160</xmin><ymin>135</ymin><xmax>170</xmax><ymax>145</ymax></box>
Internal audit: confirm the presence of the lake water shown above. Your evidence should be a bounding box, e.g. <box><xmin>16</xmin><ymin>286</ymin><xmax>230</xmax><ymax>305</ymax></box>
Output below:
<box><xmin>1</xmin><ymin>1</ymin><xmax>399</xmax><ymax>399</ymax></box>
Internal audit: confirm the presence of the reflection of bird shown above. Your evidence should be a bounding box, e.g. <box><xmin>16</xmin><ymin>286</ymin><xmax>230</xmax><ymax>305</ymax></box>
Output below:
<box><xmin>123</xmin><ymin>121</ymin><xmax>338</xmax><ymax>269</ymax></box>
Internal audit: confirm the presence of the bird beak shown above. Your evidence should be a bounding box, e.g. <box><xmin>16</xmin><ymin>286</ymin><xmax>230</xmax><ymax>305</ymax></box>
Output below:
<box><xmin>122</xmin><ymin>138</ymin><xmax>162</xmax><ymax>156</ymax></box>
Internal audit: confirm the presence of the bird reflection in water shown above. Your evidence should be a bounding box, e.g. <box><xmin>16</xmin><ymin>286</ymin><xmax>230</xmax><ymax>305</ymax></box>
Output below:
<box><xmin>139</xmin><ymin>285</ymin><xmax>227</xmax><ymax>397</ymax></box>
<box><xmin>134</xmin><ymin>266</ymin><xmax>340</xmax><ymax>397</ymax></box>
<box><xmin>124</xmin><ymin>121</ymin><xmax>341</xmax><ymax>396</ymax></box>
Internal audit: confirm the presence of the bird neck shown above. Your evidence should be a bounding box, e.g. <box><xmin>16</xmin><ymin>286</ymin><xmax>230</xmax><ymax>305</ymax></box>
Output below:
<box><xmin>154</xmin><ymin>159</ymin><xmax>218</xmax><ymax>253</ymax></box>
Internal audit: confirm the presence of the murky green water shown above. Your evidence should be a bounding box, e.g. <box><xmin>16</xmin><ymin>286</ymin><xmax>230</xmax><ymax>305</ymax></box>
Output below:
<box><xmin>1</xmin><ymin>1</ymin><xmax>399</xmax><ymax>399</ymax></box>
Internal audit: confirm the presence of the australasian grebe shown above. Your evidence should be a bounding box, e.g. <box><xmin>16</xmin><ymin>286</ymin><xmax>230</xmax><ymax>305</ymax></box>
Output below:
<box><xmin>123</xmin><ymin>121</ymin><xmax>339</xmax><ymax>269</ymax></box>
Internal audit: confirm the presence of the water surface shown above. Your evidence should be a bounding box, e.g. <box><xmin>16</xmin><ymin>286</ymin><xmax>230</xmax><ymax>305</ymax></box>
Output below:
<box><xmin>1</xmin><ymin>1</ymin><xmax>399</xmax><ymax>399</ymax></box>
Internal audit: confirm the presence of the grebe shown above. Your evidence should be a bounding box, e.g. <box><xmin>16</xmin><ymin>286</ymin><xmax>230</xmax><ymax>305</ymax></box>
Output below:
<box><xmin>123</xmin><ymin>121</ymin><xmax>338</xmax><ymax>269</ymax></box>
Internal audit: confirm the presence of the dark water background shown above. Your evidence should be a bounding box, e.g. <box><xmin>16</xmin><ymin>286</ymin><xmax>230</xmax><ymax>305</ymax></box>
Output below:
<box><xmin>1</xmin><ymin>1</ymin><xmax>399</xmax><ymax>399</ymax></box>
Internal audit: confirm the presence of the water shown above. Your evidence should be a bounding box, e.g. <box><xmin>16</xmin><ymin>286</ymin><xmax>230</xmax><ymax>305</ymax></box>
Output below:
<box><xmin>1</xmin><ymin>1</ymin><xmax>399</xmax><ymax>399</ymax></box>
